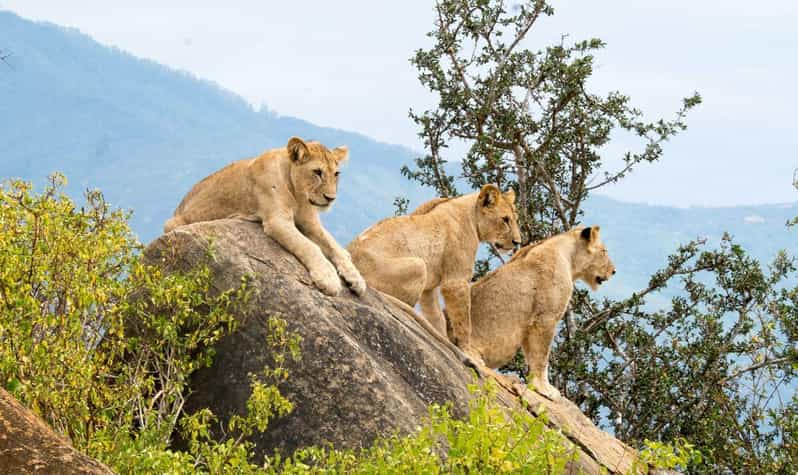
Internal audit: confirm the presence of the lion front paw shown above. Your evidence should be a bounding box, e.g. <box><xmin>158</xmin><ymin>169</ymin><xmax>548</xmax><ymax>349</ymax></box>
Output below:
<box><xmin>335</xmin><ymin>255</ymin><xmax>367</xmax><ymax>296</ymax></box>
<box><xmin>309</xmin><ymin>260</ymin><xmax>342</xmax><ymax>296</ymax></box>
<box><xmin>529</xmin><ymin>377</ymin><xmax>561</xmax><ymax>400</ymax></box>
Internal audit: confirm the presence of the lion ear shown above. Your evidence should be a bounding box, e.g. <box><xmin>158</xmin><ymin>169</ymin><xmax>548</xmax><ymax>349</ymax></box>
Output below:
<box><xmin>331</xmin><ymin>146</ymin><xmax>349</xmax><ymax>163</ymax></box>
<box><xmin>478</xmin><ymin>184</ymin><xmax>501</xmax><ymax>208</ymax></box>
<box><xmin>580</xmin><ymin>226</ymin><xmax>601</xmax><ymax>244</ymax></box>
<box><xmin>287</xmin><ymin>137</ymin><xmax>310</xmax><ymax>164</ymax></box>
<box><xmin>503</xmin><ymin>189</ymin><xmax>516</xmax><ymax>204</ymax></box>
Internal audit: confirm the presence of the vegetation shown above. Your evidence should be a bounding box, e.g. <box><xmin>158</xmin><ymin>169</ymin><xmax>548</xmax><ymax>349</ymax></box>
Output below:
<box><xmin>0</xmin><ymin>175</ymin><xmax>603</xmax><ymax>474</ymax></box>
<box><xmin>0</xmin><ymin>172</ymin><xmax>697</xmax><ymax>474</ymax></box>
<box><xmin>403</xmin><ymin>1</ymin><xmax>798</xmax><ymax>473</ymax></box>
<box><xmin>0</xmin><ymin>174</ymin><xmax>256</xmax><ymax>469</ymax></box>
<box><xmin>3</xmin><ymin>2</ymin><xmax>795</xmax><ymax>473</ymax></box>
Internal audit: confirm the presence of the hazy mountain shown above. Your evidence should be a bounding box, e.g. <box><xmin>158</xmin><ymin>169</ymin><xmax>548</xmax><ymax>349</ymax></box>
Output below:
<box><xmin>0</xmin><ymin>10</ymin><xmax>432</xmax><ymax>245</ymax></box>
<box><xmin>1</xmin><ymin>10</ymin><xmax>796</xmax><ymax>302</ymax></box>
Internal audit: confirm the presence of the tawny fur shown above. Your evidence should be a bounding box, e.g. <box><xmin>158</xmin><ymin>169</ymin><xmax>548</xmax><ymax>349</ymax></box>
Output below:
<box><xmin>347</xmin><ymin>185</ymin><xmax>521</xmax><ymax>358</ymax></box>
<box><xmin>467</xmin><ymin>226</ymin><xmax>616</xmax><ymax>399</ymax></box>
<box><xmin>164</xmin><ymin>137</ymin><xmax>366</xmax><ymax>297</ymax></box>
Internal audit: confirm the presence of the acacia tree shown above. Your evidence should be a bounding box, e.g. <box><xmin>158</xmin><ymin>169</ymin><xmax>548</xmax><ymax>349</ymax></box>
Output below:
<box><xmin>404</xmin><ymin>1</ymin><xmax>798</xmax><ymax>472</ymax></box>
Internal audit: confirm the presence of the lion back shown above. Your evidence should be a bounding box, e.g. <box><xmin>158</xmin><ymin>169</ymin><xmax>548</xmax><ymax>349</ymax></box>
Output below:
<box><xmin>410</xmin><ymin>197</ymin><xmax>452</xmax><ymax>216</ymax></box>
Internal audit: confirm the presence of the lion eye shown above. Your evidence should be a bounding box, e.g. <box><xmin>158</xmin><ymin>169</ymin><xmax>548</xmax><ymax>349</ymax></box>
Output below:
<box><xmin>502</xmin><ymin>216</ymin><xmax>510</xmax><ymax>225</ymax></box>
<box><xmin>313</xmin><ymin>169</ymin><xmax>323</xmax><ymax>178</ymax></box>
<box><xmin>334</xmin><ymin>171</ymin><xmax>340</xmax><ymax>177</ymax></box>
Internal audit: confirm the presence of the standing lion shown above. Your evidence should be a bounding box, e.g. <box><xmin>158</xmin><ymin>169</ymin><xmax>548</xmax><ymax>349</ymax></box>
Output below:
<box><xmin>164</xmin><ymin>137</ymin><xmax>366</xmax><ymax>297</ymax></box>
<box><xmin>347</xmin><ymin>185</ymin><xmax>521</xmax><ymax>358</ymax></box>
<box><xmin>466</xmin><ymin>226</ymin><xmax>616</xmax><ymax>399</ymax></box>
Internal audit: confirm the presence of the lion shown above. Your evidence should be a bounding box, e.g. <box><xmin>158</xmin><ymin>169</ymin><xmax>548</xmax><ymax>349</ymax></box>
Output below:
<box><xmin>465</xmin><ymin>226</ymin><xmax>616</xmax><ymax>399</ymax></box>
<box><xmin>347</xmin><ymin>185</ymin><xmax>521</xmax><ymax>357</ymax></box>
<box><xmin>164</xmin><ymin>137</ymin><xmax>366</xmax><ymax>297</ymax></box>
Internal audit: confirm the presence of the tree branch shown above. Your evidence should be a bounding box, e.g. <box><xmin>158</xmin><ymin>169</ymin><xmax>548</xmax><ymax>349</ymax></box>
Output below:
<box><xmin>719</xmin><ymin>357</ymin><xmax>790</xmax><ymax>385</ymax></box>
<box><xmin>0</xmin><ymin>49</ymin><xmax>12</xmax><ymax>68</ymax></box>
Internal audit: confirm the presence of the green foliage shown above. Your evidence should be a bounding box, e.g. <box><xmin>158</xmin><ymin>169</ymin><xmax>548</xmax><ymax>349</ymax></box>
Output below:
<box><xmin>404</xmin><ymin>1</ymin><xmax>798</xmax><ymax>473</ymax></box>
<box><xmin>633</xmin><ymin>438</ymin><xmax>702</xmax><ymax>474</ymax></box>
<box><xmin>276</xmin><ymin>381</ymin><xmax>577</xmax><ymax>475</ymax></box>
<box><xmin>550</xmin><ymin>235</ymin><xmax>798</xmax><ymax>474</ymax></box>
<box><xmin>405</xmin><ymin>0</ymin><xmax>700</xmax><ymax>242</ymax></box>
<box><xmin>0</xmin><ymin>175</ymin><xmax>250</xmax><ymax>468</ymax></box>
<box><xmin>0</xmin><ymin>174</ymin><xmax>136</xmax><ymax>443</ymax></box>
<box><xmin>88</xmin><ymin>424</ymin><xmax>196</xmax><ymax>475</ymax></box>
<box><xmin>177</xmin><ymin>315</ymin><xmax>301</xmax><ymax>474</ymax></box>
<box><xmin>89</xmin><ymin>314</ymin><xmax>301</xmax><ymax>475</ymax></box>
<box><xmin>393</xmin><ymin>196</ymin><xmax>410</xmax><ymax>216</ymax></box>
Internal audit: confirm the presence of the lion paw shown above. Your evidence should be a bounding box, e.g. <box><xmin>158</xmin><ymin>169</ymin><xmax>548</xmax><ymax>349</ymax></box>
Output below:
<box><xmin>309</xmin><ymin>260</ymin><xmax>342</xmax><ymax>296</ymax></box>
<box><xmin>335</xmin><ymin>255</ymin><xmax>367</xmax><ymax>296</ymax></box>
<box><xmin>529</xmin><ymin>377</ymin><xmax>561</xmax><ymax>400</ymax></box>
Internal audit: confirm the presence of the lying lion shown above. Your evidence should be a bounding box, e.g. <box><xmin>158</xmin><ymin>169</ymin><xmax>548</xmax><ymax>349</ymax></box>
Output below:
<box><xmin>347</xmin><ymin>185</ymin><xmax>521</xmax><ymax>357</ymax></box>
<box><xmin>466</xmin><ymin>226</ymin><xmax>615</xmax><ymax>399</ymax></box>
<box><xmin>164</xmin><ymin>137</ymin><xmax>366</xmax><ymax>297</ymax></box>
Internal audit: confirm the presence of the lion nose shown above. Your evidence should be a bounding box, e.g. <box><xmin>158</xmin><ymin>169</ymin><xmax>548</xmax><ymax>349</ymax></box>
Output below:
<box><xmin>323</xmin><ymin>194</ymin><xmax>336</xmax><ymax>202</ymax></box>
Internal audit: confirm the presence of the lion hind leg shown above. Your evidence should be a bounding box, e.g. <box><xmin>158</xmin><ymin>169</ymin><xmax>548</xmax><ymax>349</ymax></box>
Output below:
<box><xmin>419</xmin><ymin>288</ymin><xmax>446</xmax><ymax>337</ymax></box>
<box><xmin>440</xmin><ymin>280</ymin><xmax>472</xmax><ymax>348</ymax></box>
<box><xmin>362</xmin><ymin>256</ymin><xmax>427</xmax><ymax>307</ymax></box>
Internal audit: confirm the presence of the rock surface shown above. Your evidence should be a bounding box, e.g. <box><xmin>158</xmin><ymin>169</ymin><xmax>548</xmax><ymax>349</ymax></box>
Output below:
<box><xmin>146</xmin><ymin>219</ymin><xmax>642</xmax><ymax>474</ymax></box>
<box><xmin>0</xmin><ymin>388</ymin><xmax>113</xmax><ymax>475</ymax></box>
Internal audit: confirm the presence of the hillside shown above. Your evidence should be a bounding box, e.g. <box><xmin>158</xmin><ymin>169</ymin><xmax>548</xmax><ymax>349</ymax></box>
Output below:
<box><xmin>0</xmin><ymin>11</ymin><xmax>432</xmax><ymax>245</ymax></box>
<box><xmin>1</xmin><ymin>10</ymin><xmax>796</xmax><ymax>301</ymax></box>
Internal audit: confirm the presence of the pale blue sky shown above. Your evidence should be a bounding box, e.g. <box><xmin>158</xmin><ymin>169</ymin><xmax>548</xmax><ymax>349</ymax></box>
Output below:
<box><xmin>2</xmin><ymin>1</ymin><xmax>796</xmax><ymax>206</ymax></box>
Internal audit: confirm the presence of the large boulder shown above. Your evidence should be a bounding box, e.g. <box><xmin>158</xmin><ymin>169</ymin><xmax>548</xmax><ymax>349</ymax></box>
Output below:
<box><xmin>0</xmin><ymin>388</ymin><xmax>113</xmax><ymax>474</ymax></box>
<box><xmin>145</xmin><ymin>219</ymin><xmax>641</xmax><ymax>474</ymax></box>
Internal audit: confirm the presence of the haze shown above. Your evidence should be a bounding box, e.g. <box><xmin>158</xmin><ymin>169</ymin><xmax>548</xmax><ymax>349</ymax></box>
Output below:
<box><xmin>3</xmin><ymin>0</ymin><xmax>796</xmax><ymax>206</ymax></box>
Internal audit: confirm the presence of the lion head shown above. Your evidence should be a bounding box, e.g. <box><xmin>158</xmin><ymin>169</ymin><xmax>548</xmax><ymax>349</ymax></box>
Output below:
<box><xmin>287</xmin><ymin>137</ymin><xmax>348</xmax><ymax>211</ymax></box>
<box><xmin>572</xmin><ymin>226</ymin><xmax>616</xmax><ymax>291</ymax></box>
<box><xmin>475</xmin><ymin>184</ymin><xmax>522</xmax><ymax>253</ymax></box>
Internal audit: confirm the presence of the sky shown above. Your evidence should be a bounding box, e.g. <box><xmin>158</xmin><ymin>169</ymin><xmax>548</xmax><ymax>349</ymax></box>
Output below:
<box><xmin>2</xmin><ymin>0</ymin><xmax>797</xmax><ymax>207</ymax></box>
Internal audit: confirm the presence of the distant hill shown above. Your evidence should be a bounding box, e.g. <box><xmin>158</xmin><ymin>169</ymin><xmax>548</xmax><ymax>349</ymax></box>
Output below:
<box><xmin>582</xmin><ymin>197</ymin><xmax>798</xmax><ymax>302</ymax></box>
<box><xmin>0</xmin><ymin>10</ymin><xmax>432</xmax><ymax>245</ymax></box>
<box><xmin>1</xmin><ymin>10</ymin><xmax>796</xmax><ymax>302</ymax></box>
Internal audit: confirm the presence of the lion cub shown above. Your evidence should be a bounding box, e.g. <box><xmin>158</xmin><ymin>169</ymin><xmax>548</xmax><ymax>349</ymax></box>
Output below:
<box><xmin>347</xmin><ymin>185</ymin><xmax>521</xmax><ymax>356</ymax></box>
<box><xmin>467</xmin><ymin>226</ymin><xmax>616</xmax><ymax>399</ymax></box>
<box><xmin>164</xmin><ymin>137</ymin><xmax>366</xmax><ymax>297</ymax></box>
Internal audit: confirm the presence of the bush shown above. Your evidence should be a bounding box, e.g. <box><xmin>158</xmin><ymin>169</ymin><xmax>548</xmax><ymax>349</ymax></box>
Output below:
<box><xmin>276</xmin><ymin>381</ymin><xmax>577</xmax><ymax>475</ymax></box>
<box><xmin>0</xmin><ymin>174</ymin><xmax>248</xmax><ymax>466</ymax></box>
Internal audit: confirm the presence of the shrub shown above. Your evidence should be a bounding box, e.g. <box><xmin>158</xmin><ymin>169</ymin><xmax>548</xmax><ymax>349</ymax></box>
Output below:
<box><xmin>0</xmin><ymin>174</ymin><xmax>247</xmax><ymax>464</ymax></box>
<box><xmin>275</xmin><ymin>381</ymin><xmax>578</xmax><ymax>475</ymax></box>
